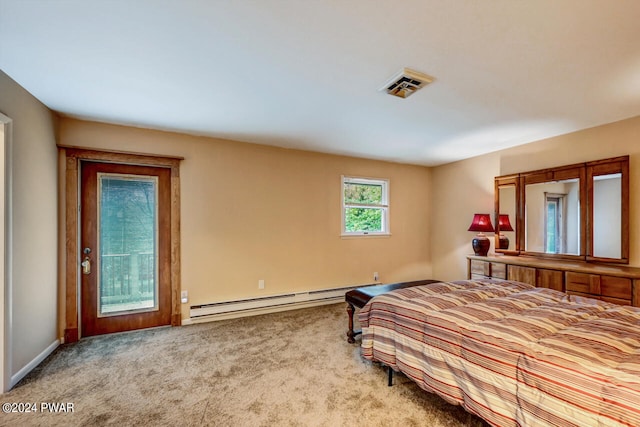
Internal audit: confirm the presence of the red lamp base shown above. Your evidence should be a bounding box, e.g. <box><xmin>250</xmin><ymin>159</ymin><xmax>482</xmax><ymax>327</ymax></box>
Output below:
<box><xmin>498</xmin><ymin>234</ymin><xmax>509</xmax><ymax>250</ymax></box>
<box><xmin>471</xmin><ymin>234</ymin><xmax>490</xmax><ymax>256</ymax></box>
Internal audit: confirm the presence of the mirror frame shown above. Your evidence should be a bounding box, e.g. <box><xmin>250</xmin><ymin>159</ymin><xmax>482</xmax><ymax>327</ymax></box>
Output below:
<box><xmin>495</xmin><ymin>155</ymin><xmax>629</xmax><ymax>263</ymax></box>
<box><xmin>586</xmin><ymin>156</ymin><xmax>629</xmax><ymax>264</ymax></box>
<box><xmin>494</xmin><ymin>174</ymin><xmax>521</xmax><ymax>255</ymax></box>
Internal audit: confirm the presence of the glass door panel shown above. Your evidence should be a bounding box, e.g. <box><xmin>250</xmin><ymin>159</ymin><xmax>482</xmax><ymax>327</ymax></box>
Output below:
<box><xmin>98</xmin><ymin>174</ymin><xmax>158</xmax><ymax>317</ymax></box>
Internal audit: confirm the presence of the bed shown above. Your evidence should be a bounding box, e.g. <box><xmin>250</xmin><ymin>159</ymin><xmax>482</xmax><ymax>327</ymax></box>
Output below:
<box><xmin>358</xmin><ymin>279</ymin><xmax>640</xmax><ymax>427</ymax></box>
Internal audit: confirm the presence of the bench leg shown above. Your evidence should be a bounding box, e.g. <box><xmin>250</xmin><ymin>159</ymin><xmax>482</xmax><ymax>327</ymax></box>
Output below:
<box><xmin>388</xmin><ymin>366</ymin><xmax>393</xmax><ymax>387</ymax></box>
<box><xmin>346</xmin><ymin>303</ymin><xmax>356</xmax><ymax>343</ymax></box>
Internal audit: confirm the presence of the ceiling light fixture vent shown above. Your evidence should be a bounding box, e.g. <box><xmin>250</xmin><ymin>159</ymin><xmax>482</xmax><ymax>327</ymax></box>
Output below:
<box><xmin>379</xmin><ymin>68</ymin><xmax>434</xmax><ymax>99</ymax></box>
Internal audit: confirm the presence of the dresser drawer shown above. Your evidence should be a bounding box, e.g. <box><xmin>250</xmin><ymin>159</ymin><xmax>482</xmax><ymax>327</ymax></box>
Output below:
<box><xmin>469</xmin><ymin>260</ymin><xmax>506</xmax><ymax>280</ymax></box>
<box><xmin>508</xmin><ymin>265</ymin><xmax>536</xmax><ymax>286</ymax></box>
<box><xmin>565</xmin><ymin>272</ymin><xmax>632</xmax><ymax>302</ymax></box>
<box><xmin>537</xmin><ymin>268</ymin><xmax>564</xmax><ymax>292</ymax></box>
<box><xmin>600</xmin><ymin>276</ymin><xmax>632</xmax><ymax>300</ymax></box>
<box><xmin>565</xmin><ymin>272</ymin><xmax>597</xmax><ymax>294</ymax></box>
<box><xmin>470</xmin><ymin>260</ymin><xmax>489</xmax><ymax>277</ymax></box>
<box><xmin>491</xmin><ymin>262</ymin><xmax>506</xmax><ymax>279</ymax></box>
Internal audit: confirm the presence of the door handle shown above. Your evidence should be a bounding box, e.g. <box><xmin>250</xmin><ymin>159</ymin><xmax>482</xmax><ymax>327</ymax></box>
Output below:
<box><xmin>81</xmin><ymin>247</ymin><xmax>92</xmax><ymax>275</ymax></box>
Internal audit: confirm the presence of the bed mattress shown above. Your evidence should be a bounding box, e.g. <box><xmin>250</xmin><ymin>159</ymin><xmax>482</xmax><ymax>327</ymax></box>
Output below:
<box><xmin>359</xmin><ymin>279</ymin><xmax>640</xmax><ymax>427</ymax></box>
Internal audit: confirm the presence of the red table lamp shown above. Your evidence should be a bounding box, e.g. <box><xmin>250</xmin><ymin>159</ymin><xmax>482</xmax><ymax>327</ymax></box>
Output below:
<box><xmin>468</xmin><ymin>213</ymin><xmax>495</xmax><ymax>256</ymax></box>
<box><xmin>498</xmin><ymin>214</ymin><xmax>514</xmax><ymax>250</ymax></box>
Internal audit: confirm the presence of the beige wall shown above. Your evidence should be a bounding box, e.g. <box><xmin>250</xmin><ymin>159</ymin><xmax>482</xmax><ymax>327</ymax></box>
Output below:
<box><xmin>431</xmin><ymin>152</ymin><xmax>500</xmax><ymax>280</ymax></box>
<box><xmin>0</xmin><ymin>71</ymin><xmax>59</xmax><ymax>383</ymax></box>
<box><xmin>432</xmin><ymin>115</ymin><xmax>640</xmax><ymax>280</ymax></box>
<box><xmin>58</xmin><ymin>118</ymin><xmax>433</xmax><ymax>319</ymax></box>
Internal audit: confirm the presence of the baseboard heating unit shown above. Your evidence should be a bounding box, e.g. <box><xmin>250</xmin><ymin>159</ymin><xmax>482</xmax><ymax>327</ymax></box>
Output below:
<box><xmin>186</xmin><ymin>284</ymin><xmax>368</xmax><ymax>324</ymax></box>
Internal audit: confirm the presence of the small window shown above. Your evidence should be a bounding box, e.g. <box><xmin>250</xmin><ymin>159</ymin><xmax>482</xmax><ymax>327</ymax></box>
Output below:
<box><xmin>342</xmin><ymin>176</ymin><xmax>389</xmax><ymax>236</ymax></box>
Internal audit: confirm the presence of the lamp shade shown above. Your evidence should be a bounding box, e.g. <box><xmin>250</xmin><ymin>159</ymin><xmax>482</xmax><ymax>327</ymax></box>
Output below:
<box><xmin>467</xmin><ymin>214</ymin><xmax>495</xmax><ymax>233</ymax></box>
<box><xmin>498</xmin><ymin>214</ymin><xmax>514</xmax><ymax>232</ymax></box>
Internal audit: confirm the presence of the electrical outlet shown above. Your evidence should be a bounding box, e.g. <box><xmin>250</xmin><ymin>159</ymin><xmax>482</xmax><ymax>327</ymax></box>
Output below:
<box><xmin>180</xmin><ymin>290</ymin><xmax>188</xmax><ymax>304</ymax></box>
<box><xmin>374</xmin><ymin>272</ymin><xmax>379</xmax><ymax>282</ymax></box>
<box><xmin>258</xmin><ymin>279</ymin><xmax>265</xmax><ymax>289</ymax></box>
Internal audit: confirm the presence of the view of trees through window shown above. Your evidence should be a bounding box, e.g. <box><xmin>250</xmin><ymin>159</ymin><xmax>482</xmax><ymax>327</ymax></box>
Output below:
<box><xmin>99</xmin><ymin>176</ymin><xmax>157</xmax><ymax>313</ymax></box>
<box><xmin>343</xmin><ymin>178</ymin><xmax>387</xmax><ymax>233</ymax></box>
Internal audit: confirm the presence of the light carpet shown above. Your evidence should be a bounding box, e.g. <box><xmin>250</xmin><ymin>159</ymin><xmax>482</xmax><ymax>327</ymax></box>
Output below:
<box><xmin>0</xmin><ymin>303</ymin><xmax>487</xmax><ymax>426</ymax></box>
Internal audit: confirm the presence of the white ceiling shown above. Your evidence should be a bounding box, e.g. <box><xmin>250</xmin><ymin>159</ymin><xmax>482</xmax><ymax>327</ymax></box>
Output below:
<box><xmin>1</xmin><ymin>1</ymin><xmax>640</xmax><ymax>166</ymax></box>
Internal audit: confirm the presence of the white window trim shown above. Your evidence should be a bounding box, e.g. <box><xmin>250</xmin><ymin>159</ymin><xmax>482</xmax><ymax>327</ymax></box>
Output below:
<box><xmin>341</xmin><ymin>175</ymin><xmax>390</xmax><ymax>237</ymax></box>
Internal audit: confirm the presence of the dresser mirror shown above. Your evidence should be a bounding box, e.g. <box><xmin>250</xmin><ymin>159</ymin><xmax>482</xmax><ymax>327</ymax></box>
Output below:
<box><xmin>494</xmin><ymin>155</ymin><xmax>628</xmax><ymax>263</ymax></box>
<box><xmin>524</xmin><ymin>177</ymin><xmax>581</xmax><ymax>256</ymax></box>
<box><xmin>586</xmin><ymin>157</ymin><xmax>629</xmax><ymax>263</ymax></box>
<box><xmin>521</xmin><ymin>165</ymin><xmax>585</xmax><ymax>259</ymax></box>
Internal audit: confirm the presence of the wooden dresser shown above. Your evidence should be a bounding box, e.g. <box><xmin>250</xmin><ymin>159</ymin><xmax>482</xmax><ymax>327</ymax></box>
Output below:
<box><xmin>467</xmin><ymin>254</ymin><xmax>640</xmax><ymax>306</ymax></box>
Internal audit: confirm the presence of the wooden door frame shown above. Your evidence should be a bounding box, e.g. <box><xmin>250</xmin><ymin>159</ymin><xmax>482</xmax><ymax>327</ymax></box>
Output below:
<box><xmin>60</xmin><ymin>146</ymin><xmax>183</xmax><ymax>343</ymax></box>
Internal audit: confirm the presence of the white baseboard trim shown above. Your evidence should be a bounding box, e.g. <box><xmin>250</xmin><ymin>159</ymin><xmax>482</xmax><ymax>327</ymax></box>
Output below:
<box><xmin>182</xmin><ymin>296</ymin><xmax>344</xmax><ymax>325</ymax></box>
<box><xmin>10</xmin><ymin>339</ymin><xmax>59</xmax><ymax>389</ymax></box>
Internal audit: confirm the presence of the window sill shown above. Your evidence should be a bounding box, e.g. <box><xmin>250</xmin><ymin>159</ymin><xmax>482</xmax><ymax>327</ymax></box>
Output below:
<box><xmin>340</xmin><ymin>233</ymin><xmax>391</xmax><ymax>239</ymax></box>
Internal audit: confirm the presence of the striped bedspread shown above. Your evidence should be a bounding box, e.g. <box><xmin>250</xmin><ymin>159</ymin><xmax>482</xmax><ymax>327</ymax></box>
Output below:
<box><xmin>359</xmin><ymin>279</ymin><xmax>640</xmax><ymax>427</ymax></box>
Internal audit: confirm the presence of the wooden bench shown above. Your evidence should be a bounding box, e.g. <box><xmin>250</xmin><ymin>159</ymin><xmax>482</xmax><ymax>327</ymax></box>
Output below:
<box><xmin>345</xmin><ymin>279</ymin><xmax>441</xmax><ymax>343</ymax></box>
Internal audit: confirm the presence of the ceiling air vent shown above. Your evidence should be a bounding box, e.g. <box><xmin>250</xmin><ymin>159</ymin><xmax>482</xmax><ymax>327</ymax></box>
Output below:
<box><xmin>379</xmin><ymin>68</ymin><xmax>434</xmax><ymax>99</ymax></box>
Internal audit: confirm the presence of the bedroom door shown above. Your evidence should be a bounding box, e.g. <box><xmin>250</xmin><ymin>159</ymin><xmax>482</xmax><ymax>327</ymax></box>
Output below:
<box><xmin>80</xmin><ymin>161</ymin><xmax>172</xmax><ymax>337</ymax></box>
